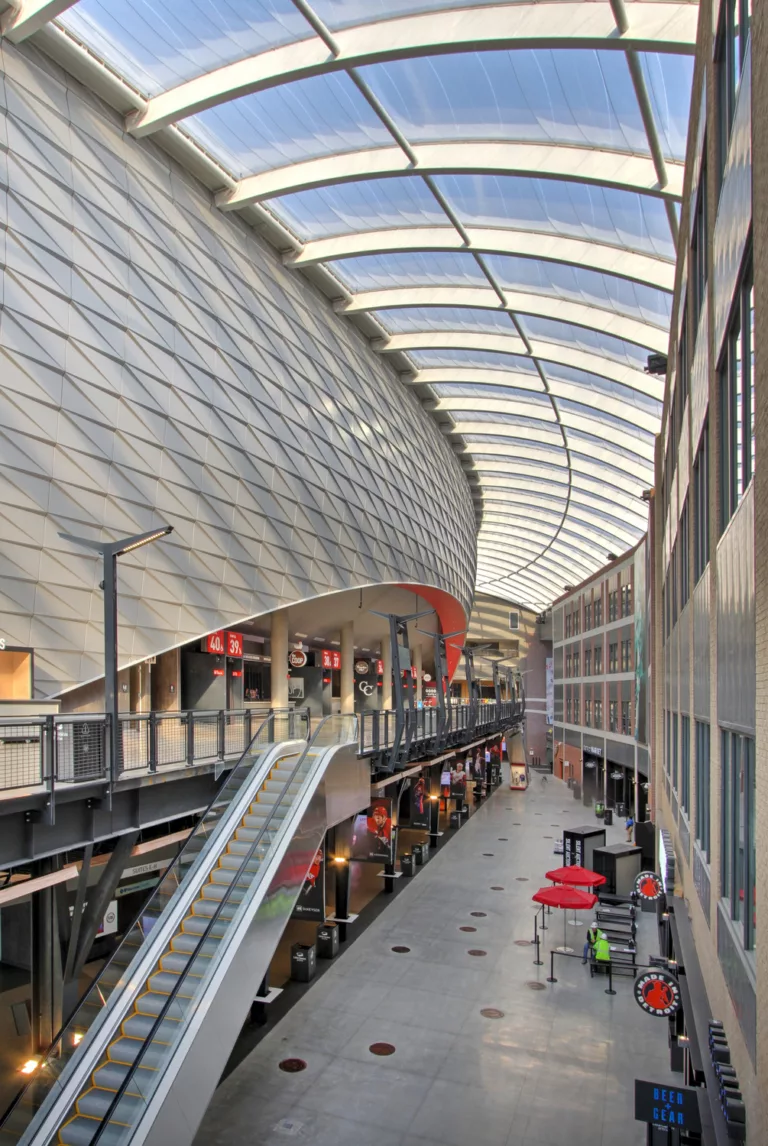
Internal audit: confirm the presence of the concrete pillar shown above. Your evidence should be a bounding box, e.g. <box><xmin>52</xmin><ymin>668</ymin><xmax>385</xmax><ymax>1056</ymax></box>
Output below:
<box><xmin>341</xmin><ymin>622</ymin><xmax>354</xmax><ymax>714</ymax></box>
<box><xmin>382</xmin><ymin>639</ymin><xmax>393</xmax><ymax>710</ymax></box>
<box><xmin>414</xmin><ymin>643</ymin><xmax>423</xmax><ymax>704</ymax></box>
<box><xmin>270</xmin><ymin>609</ymin><xmax>289</xmax><ymax>708</ymax></box>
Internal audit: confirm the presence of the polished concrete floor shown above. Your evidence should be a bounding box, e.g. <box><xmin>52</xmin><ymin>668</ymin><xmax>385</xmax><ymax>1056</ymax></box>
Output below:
<box><xmin>194</xmin><ymin>775</ymin><xmax>678</xmax><ymax>1146</ymax></box>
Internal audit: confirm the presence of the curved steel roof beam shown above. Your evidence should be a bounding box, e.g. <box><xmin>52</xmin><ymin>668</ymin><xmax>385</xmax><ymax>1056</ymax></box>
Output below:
<box><xmin>411</xmin><ymin>364</ymin><xmax>663</xmax><ymax>401</ymax></box>
<box><xmin>2</xmin><ymin>0</ymin><xmax>74</xmax><ymax>41</ymax></box>
<box><xmin>434</xmin><ymin>393</ymin><xmax>659</xmax><ymax>434</ymax></box>
<box><xmin>126</xmin><ymin>3</ymin><xmax>698</xmax><ymax>136</ymax></box>
<box><xmin>383</xmin><ymin>332</ymin><xmax>652</xmax><ymax>390</ymax></box>
<box><xmin>451</xmin><ymin>420</ymin><xmax>652</xmax><ymax>462</ymax></box>
<box><xmin>287</xmin><ymin>226</ymin><xmax>676</xmax><ymax>291</ymax></box>
<box><xmin>340</xmin><ymin>285</ymin><xmax>668</xmax><ymax>351</ymax></box>
<box><xmin>218</xmin><ymin>141</ymin><xmax>683</xmax><ymax>209</ymax></box>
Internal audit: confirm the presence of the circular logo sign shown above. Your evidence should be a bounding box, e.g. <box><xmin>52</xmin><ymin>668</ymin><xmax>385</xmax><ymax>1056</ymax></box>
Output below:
<box><xmin>355</xmin><ymin>660</ymin><xmax>369</xmax><ymax>675</ymax></box>
<box><xmin>423</xmin><ymin>673</ymin><xmax>432</xmax><ymax>682</ymax></box>
<box><xmin>635</xmin><ymin>871</ymin><xmax>664</xmax><ymax>900</ymax></box>
<box><xmin>634</xmin><ymin>970</ymin><xmax>681</xmax><ymax>1017</ymax></box>
<box><xmin>288</xmin><ymin>650</ymin><xmax>307</xmax><ymax>669</ymax></box>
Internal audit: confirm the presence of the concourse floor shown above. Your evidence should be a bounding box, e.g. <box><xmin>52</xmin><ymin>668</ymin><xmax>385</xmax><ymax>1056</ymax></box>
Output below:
<box><xmin>194</xmin><ymin>774</ymin><xmax>677</xmax><ymax>1146</ymax></box>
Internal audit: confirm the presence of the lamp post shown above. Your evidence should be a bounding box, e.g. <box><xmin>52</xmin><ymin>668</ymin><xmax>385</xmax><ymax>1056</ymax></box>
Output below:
<box><xmin>58</xmin><ymin>526</ymin><xmax>173</xmax><ymax>779</ymax></box>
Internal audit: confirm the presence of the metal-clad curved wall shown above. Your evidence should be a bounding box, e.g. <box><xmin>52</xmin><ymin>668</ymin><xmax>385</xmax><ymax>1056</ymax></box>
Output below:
<box><xmin>0</xmin><ymin>43</ymin><xmax>476</xmax><ymax>697</ymax></box>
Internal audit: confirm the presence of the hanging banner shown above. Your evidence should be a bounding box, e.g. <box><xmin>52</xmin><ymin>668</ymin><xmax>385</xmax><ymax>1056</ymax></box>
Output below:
<box><xmin>634</xmin><ymin>537</ymin><xmax>648</xmax><ymax>744</ymax></box>
<box><xmin>450</xmin><ymin>758</ymin><xmax>468</xmax><ymax>797</ymax></box>
<box><xmin>410</xmin><ymin>775</ymin><xmax>430</xmax><ymax>829</ymax></box>
<box><xmin>440</xmin><ymin>769</ymin><xmax>451</xmax><ymax>798</ymax></box>
<box><xmin>291</xmin><ymin>846</ymin><xmax>326</xmax><ymax>921</ymax></box>
<box><xmin>350</xmin><ymin>798</ymin><xmax>394</xmax><ymax>862</ymax></box>
<box><xmin>546</xmin><ymin>657</ymin><xmax>554</xmax><ymax>725</ymax></box>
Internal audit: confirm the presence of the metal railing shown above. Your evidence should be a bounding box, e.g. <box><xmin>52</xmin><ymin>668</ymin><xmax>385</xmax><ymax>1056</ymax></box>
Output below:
<box><xmin>358</xmin><ymin>699</ymin><xmax>524</xmax><ymax>762</ymax></box>
<box><xmin>0</xmin><ymin>708</ymin><xmax>310</xmax><ymax>798</ymax></box>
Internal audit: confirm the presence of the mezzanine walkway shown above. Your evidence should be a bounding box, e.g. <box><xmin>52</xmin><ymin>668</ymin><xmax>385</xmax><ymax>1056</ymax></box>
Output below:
<box><xmin>194</xmin><ymin>775</ymin><xmax>677</xmax><ymax>1146</ymax></box>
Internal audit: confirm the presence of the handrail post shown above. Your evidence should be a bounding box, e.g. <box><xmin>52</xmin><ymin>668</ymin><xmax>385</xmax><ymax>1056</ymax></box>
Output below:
<box><xmin>186</xmin><ymin>711</ymin><xmax>194</xmax><ymax>768</ymax></box>
<box><xmin>547</xmin><ymin>949</ymin><xmax>557</xmax><ymax>983</ymax></box>
<box><xmin>605</xmin><ymin>960</ymin><xmax>616</xmax><ymax>995</ymax></box>
<box><xmin>148</xmin><ymin>712</ymin><xmax>158</xmax><ymax>774</ymax></box>
<box><xmin>217</xmin><ymin>709</ymin><xmax>225</xmax><ymax>761</ymax></box>
<box><xmin>43</xmin><ymin>714</ymin><xmax>55</xmax><ymax>825</ymax></box>
<box><xmin>539</xmin><ymin>903</ymin><xmax>547</xmax><ymax>931</ymax></box>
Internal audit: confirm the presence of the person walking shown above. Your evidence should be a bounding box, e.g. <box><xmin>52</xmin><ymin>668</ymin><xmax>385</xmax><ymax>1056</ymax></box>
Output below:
<box><xmin>582</xmin><ymin>921</ymin><xmax>602</xmax><ymax>964</ymax></box>
<box><xmin>625</xmin><ymin>812</ymin><xmax>635</xmax><ymax>843</ymax></box>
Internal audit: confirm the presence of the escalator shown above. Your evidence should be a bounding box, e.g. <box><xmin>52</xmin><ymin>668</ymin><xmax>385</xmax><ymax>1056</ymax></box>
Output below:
<box><xmin>2</xmin><ymin>713</ymin><xmax>361</xmax><ymax>1146</ymax></box>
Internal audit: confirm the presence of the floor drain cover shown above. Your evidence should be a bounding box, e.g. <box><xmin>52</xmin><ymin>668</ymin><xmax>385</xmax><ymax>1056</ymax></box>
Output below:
<box><xmin>514</xmin><ymin>939</ymin><xmax>532</xmax><ymax>947</ymax></box>
<box><xmin>470</xmin><ymin>911</ymin><xmax>487</xmax><ymax>918</ymax></box>
<box><xmin>369</xmin><ymin>1043</ymin><xmax>396</xmax><ymax>1056</ymax></box>
<box><xmin>526</xmin><ymin>982</ymin><xmax>547</xmax><ymax>991</ymax></box>
<box><xmin>468</xmin><ymin>949</ymin><xmax>487</xmax><ymax>956</ymax></box>
<box><xmin>480</xmin><ymin>1008</ymin><xmax>505</xmax><ymax>1019</ymax></box>
<box><xmin>391</xmin><ymin>946</ymin><xmax>411</xmax><ymax>953</ymax></box>
<box><xmin>490</xmin><ymin>886</ymin><xmax>504</xmax><ymax>891</ymax></box>
<box><xmin>516</xmin><ymin>877</ymin><xmax>529</xmax><ymax>882</ymax></box>
<box><xmin>279</xmin><ymin>1058</ymin><xmax>307</xmax><ymax>1072</ymax></box>
<box><xmin>460</xmin><ymin>925</ymin><xmax>477</xmax><ymax>932</ymax></box>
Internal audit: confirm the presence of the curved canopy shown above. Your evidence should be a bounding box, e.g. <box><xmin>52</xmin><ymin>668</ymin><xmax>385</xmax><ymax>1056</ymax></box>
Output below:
<box><xmin>24</xmin><ymin>0</ymin><xmax>696</xmax><ymax>611</ymax></box>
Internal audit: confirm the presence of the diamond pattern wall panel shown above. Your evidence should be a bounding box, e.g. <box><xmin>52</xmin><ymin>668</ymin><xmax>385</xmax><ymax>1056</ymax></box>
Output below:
<box><xmin>0</xmin><ymin>43</ymin><xmax>476</xmax><ymax>697</ymax></box>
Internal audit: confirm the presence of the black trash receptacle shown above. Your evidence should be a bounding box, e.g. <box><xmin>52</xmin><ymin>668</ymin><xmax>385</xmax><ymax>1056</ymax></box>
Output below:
<box><xmin>401</xmin><ymin>853</ymin><xmax>414</xmax><ymax>876</ymax></box>
<box><xmin>449</xmin><ymin>811</ymin><xmax>460</xmax><ymax>828</ymax></box>
<box><xmin>316</xmin><ymin>924</ymin><xmax>339</xmax><ymax>960</ymax></box>
<box><xmin>413</xmin><ymin>844</ymin><xmax>424</xmax><ymax>866</ymax></box>
<box><xmin>290</xmin><ymin>942</ymin><xmax>317</xmax><ymax>983</ymax></box>
<box><xmin>616</xmin><ymin>802</ymin><xmax>626</xmax><ymax>818</ymax></box>
<box><xmin>572</xmin><ymin>782</ymin><xmax>582</xmax><ymax>799</ymax></box>
<box><xmin>461</xmin><ymin>803</ymin><xmax>470</xmax><ymax>819</ymax></box>
<box><xmin>603</xmin><ymin>808</ymin><xmax>613</xmax><ymax>826</ymax></box>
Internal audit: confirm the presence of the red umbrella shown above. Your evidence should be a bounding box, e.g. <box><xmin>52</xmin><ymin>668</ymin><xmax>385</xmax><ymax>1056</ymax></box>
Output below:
<box><xmin>532</xmin><ymin>886</ymin><xmax>598</xmax><ymax>952</ymax></box>
<box><xmin>545</xmin><ymin>865</ymin><xmax>606</xmax><ymax>888</ymax></box>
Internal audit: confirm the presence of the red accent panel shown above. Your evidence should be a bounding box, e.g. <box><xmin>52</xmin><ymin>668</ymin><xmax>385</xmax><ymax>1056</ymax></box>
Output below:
<box><xmin>396</xmin><ymin>585</ymin><xmax>467</xmax><ymax>681</ymax></box>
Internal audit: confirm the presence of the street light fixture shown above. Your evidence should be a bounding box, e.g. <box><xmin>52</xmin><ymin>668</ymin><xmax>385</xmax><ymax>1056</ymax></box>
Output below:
<box><xmin>58</xmin><ymin>525</ymin><xmax>173</xmax><ymax>778</ymax></box>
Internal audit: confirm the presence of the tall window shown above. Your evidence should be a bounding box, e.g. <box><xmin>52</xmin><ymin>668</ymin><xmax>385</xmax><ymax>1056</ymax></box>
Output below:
<box><xmin>609</xmin><ymin>700</ymin><xmax>618</xmax><ymax>733</ymax></box>
<box><xmin>594</xmin><ymin>645</ymin><xmax>603</xmax><ymax>675</ymax></box>
<box><xmin>594</xmin><ymin>698</ymin><xmax>602</xmax><ymax>729</ymax></box>
<box><xmin>716</xmin><ymin>0</ymin><xmax>752</xmax><ymax>181</ymax></box>
<box><xmin>594</xmin><ymin>596</ymin><xmax>603</xmax><ymax>627</ymax></box>
<box><xmin>573</xmin><ymin>649</ymin><xmax>580</xmax><ymax>676</ymax></box>
<box><xmin>691</xmin><ymin>168</ymin><xmax>708</xmax><ymax>332</ymax></box>
<box><xmin>621</xmin><ymin>700</ymin><xmax>631</xmax><ymax>736</ymax></box>
<box><xmin>695</xmin><ymin>721</ymin><xmax>711</xmax><ymax>860</ymax></box>
<box><xmin>693</xmin><ymin>423</ymin><xmax>710</xmax><ymax>581</ymax></box>
<box><xmin>566</xmin><ymin>692</ymin><xmax>572</xmax><ymax>723</ymax></box>
<box><xmin>680</xmin><ymin>716</ymin><xmax>691</xmax><ymax>814</ymax></box>
<box><xmin>672</xmin><ymin>713</ymin><xmax>679</xmax><ymax>790</ymax></box>
<box><xmin>585</xmin><ymin>602</ymin><xmax>592</xmax><ymax>630</ymax></box>
<box><xmin>620</xmin><ymin>639</ymin><xmax>631</xmax><ymax>672</ymax></box>
<box><xmin>721</xmin><ymin>730</ymin><xmax>756</xmax><ymax>950</ymax></box>
<box><xmin>679</xmin><ymin>498</ymin><xmax>690</xmax><ymax>610</ymax></box>
<box><xmin>621</xmin><ymin>584</ymin><xmax>633</xmax><ymax>617</ymax></box>
<box><xmin>719</xmin><ymin>260</ymin><xmax>754</xmax><ymax>532</ymax></box>
<box><xmin>585</xmin><ymin>698</ymin><xmax>592</xmax><ymax>728</ymax></box>
<box><xmin>609</xmin><ymin>643</ymin><xmax>618</xmax><ymax>673</ymax></box>
<box><xmin>608</xmin><ymin>589</ymin><xmax>618</xmax><ymax>622</ymax></box>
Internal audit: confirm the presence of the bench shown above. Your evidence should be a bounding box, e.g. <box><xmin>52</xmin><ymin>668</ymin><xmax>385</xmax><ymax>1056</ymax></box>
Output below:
<box><xmin>589</xmin><ymin>946</ymin><xmax>637</xmax><ymax>977</ymax></box>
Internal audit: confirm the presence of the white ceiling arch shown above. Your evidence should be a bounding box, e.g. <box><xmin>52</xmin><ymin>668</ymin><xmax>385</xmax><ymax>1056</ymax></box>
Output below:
<box><xmin>22</xmin><ymin>0</ymin><xmax>694</xmax><ymax>610</ymax></box>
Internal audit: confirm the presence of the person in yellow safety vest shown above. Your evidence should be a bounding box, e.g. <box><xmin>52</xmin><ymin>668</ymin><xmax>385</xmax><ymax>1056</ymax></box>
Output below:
<box><xmin>593</xmin><ymin>932</ymin><xmax>611</xmax><ymax>969</ymax></box>
<box><xmin>582</xmin><ymin>921</ymin><xmax>602</xmax><ymax>964</ymax></box>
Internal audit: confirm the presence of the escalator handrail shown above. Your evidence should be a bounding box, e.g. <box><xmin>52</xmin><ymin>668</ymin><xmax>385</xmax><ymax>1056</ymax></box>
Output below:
<box><xmin>88</xmin><ymin>713</ymin><xmax>357</xmax><ymax>1146</ymax></box>
<box><xmin>0</xmin><ymin>710</ymin><xmax>308</xmax><ymax>1135</ymax></box>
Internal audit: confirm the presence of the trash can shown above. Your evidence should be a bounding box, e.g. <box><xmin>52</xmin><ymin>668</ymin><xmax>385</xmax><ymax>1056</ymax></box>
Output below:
<box><xmin>413</xmin><ymin>844</ymin><xmax>424</xmax><ymax>866</ymax></box>
<box><xmin>567</xmin><ymin>777</ymin><xmax>573</xmax><ymax>789</ymax></box>
<box><xmin>401</xmin><ymin>853</ymin><xmax>414</xmax><ymax>876</ymax></box>
<box><xmin>572</xmin><ymin>782</ymin><xmax>582</xmax><ymax>799</ymax></box>
<box><xmin>449</xmin><ymin>811</ymin><xmax>460</xmax><ymax>828</ymax></box>
<box><xmin>616</xmin><ymin>802</ymin><xmax>626</xmax><ymax>818</ymax></box>
<box><xmin>316</xmin><ymin>924</ymin><xmax>339</xmax><ymax>960</ymax></box>
<box><xmin>290</xmin><ymin>942</ymin><xmax>317</xmax><ymax>983</ymax></box>
<box><xmin>603</xmin><ymin>808</ymin><xmax>613</xmax><ymax>826</ymax></box>
<box><xmin>595</xmin><ymin>802</ymin><xmax>605</xmax><ymax>819</ymax></box>
<box><xmin>461</xmin><ymin>803</ymin><xmax>470</xmax><ymax>819</ymax></box>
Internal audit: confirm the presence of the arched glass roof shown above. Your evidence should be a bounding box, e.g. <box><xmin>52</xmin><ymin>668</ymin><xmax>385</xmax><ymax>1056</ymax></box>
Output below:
<box><xmin>15</xmin><ymin>0</ymin><xmax>698</xmax><ymax>611</ymax></box>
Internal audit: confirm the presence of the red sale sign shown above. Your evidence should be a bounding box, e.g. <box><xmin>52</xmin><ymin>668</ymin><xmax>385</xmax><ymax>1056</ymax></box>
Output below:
<box><xmin>321</xmin><ymin>649</ymin><xmax>342</xmax><ymax>670</ymax></box>
<box><xmin>226</xmin><ymin>631</ymin><xmax>243</xmax><ymax>657</ymax></box>
<box><xmin>206</xmin><ymin>631</ymin><xmax>225</xmax><ymax>655</ymax></box>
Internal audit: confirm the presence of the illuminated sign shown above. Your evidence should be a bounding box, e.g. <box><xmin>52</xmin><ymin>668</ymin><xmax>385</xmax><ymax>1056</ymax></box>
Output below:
<box><xmin>321</xmin><ymin>649</ymin><xmax>341</xmax><ymax>670</ymax></box>
<box><xmin>288</xmin><ymin>650</ymin><xmax>307</xmax><ymax>668</ymax></box>
<box><xmin>212</xmin><ymin>668</ymin><xmax>225</xmax><ymax>677</ymax></box>
<box><xmin>635</xmin><ymin>871</ymin><xmax>664</xmax><ymax>900</ymax></box>
<box><xmin>355</xmin><ymin>660</ymin><xmax>369</xmax><ymax>674</ymax></box>
<box><xmin>226</xmin><ymin>631</ymin><xmax>243</xmax><ymax>657</ymax></box>
<box><xmin>206</xmin><ymin>631</ymin><xmax>226</xmax><ymax>655</ymax></box>
<box><xmin>633</xmin><ymin>970</ymin><xmax>681</xmax><ymax>1017</ymax></box>
<box><xmin>634</xmin><ymin>1081</ymin><xmax>701</xmax><ymax>1133</ymax></box>
<box><xmin>376</xmin><ymin>659</ymin><xmax>384</xmax><ymax>675</ymax></box>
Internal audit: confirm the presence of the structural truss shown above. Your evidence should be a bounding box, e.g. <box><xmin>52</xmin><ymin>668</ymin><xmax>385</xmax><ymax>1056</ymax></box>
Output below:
<box><xmin>7</xmin><ymin>0</ymin><xmax>699</xmax><ymax>610</ymax></box>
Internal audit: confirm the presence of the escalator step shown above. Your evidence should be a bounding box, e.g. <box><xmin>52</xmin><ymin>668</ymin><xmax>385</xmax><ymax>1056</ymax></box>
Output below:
<box><xmin>163</xmin><ymin>943</ymin><xmax>217</xmax><ymax>967</ymax></box>
<box><xmin>200</xmin><ymin>884</ymin><xmax>246</xmax><ymax>903</ymax></box>
<box><xmin>59</xmin><ymin>1115</ymin><xmax>126</xmax><ymax>1146</ymax></box>
<box><xmin>208</xmin><ymin>868</ymin><xmax>258</xmax><ymax>887</ymax></box>
<box><xmin>107</xmin><ymin>1038</ymin><xmax>167</xmax><ymax>1070</ymax></box>
<box><xmin>92</xmin><ymin>1061</ymin><xmax>157</xmax><ymax>1096</ymax></box>
<box><xmin>76</xmin><ymin>1087</ymin><xmax>143</xmax><ymax>1122</ymax></box>
<box><xmin>242</xmin><ymin>815</ymin><xmax>282</xmax><ymax>831</ymax></box>
<box><xmin>134</xmin><ymin>990</ymin><xmax>189</xmax><ymax>1019</ymax></box>
<box><xmin>225</xmin><ymin>839</ymin><xmax>268</xmax><ymax>856</ymax></box>
<box><xmin>180</xmin><ymin>916</ymin><xmax>230</xmax><ymax>938</ymax></box>
<box><xmin>216</xmin><ymin>853</ymin><xmax>262</xmax><ymax>872</ymax></box>
<box><xmin>263</xmin><ymin>779</ymin><xmax>301</xmax><ymax>795</ymax></box>
<box><xmin>121</xmin><ymin>1014</ymin><xmax>181</xmax><ymax>1044</ymax></box>
<box><xmin>190</xmin><ymin>900</ymin><xmax>238</xmax><ymax>920</ymax></box>
<box><xmin>147</xmin><ymin>970</ymin><xmax>200</xmax><ymax>998</ymax></box>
